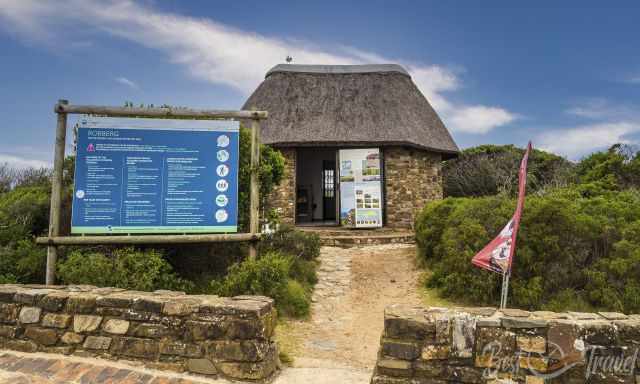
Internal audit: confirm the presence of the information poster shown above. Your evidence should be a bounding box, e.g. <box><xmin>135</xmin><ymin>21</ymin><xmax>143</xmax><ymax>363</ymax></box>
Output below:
<box><xmin>71</xmin><ymin>117</ymin><xmax>239</xmax><ymax>234</ymax></box>
<box><xmin>339</xmin><ymin>148</ymin><xmax>382</xmax><ymax>228</ymax></box>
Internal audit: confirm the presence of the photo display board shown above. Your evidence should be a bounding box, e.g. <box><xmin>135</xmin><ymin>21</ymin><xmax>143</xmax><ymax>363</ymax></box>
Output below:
<box><xmin>338</xmin><ymin>148</ymin><xmax>383</xmax><ymax>228</ymax></box>
<box><xmin>71</xmin><ymin>117</ymin><xmax>239</xmax><ymax>234</ymax></box>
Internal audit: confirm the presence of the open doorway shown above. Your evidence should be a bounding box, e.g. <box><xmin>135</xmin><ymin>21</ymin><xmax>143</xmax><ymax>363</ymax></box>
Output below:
<box><xmin>295</xmin><ymin>148</ymin><xmax>338</xmax><ymax>226</ymax></box>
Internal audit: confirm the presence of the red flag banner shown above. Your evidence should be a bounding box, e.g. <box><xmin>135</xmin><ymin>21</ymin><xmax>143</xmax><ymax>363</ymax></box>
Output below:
<box><xmin>472</xmin><ymin>142</ymin><xmax>532</xmax><ymax>274</ymax></box>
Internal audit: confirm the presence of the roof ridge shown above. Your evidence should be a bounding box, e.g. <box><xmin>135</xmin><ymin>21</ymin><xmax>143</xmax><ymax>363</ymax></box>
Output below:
<box><xmin>266</xmin><ymin>64</ymin><xmax>410</xmax><ymax>78</ymax></box>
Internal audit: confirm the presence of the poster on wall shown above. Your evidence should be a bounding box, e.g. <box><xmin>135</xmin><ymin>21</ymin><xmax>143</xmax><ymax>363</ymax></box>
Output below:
<box><xmin>339</xmin><ymin>148</ymin><xmax>382</xmax><ymax>228</ymax></box>
<box><xmin>71</xmin><ymin>117</ymin><xmax>239</xmax><ymax>234</ymax></box>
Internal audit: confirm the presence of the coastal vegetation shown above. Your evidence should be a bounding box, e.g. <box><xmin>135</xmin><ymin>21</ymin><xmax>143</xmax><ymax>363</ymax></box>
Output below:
<box><xmin>417</xmin><ymin>144</ymin><xmax>640</xmax><ymax>313</ymax></box>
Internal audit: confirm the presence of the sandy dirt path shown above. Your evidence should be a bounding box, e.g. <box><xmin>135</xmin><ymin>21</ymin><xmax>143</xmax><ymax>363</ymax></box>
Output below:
<box><xmin>277</xmin><ymin>244</ymin><xmax>424</xmax><ymax>373</ymax></box>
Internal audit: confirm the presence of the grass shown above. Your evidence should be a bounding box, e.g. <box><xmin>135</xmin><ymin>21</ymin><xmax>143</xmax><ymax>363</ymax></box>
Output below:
<box><xmin>273</xmin><ymin>318</ymin><xmax>304</xmax><ymax>366</ymax></box>
<box><xmin>417</xmin><ymin>270</ymin><xmax>465</xmax><ymax>308</ymax></box>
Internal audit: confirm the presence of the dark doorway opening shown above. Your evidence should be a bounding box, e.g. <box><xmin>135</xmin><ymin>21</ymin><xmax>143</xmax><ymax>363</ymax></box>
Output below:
<box><xmin>295</xmin><ymin>148</ymin><xmax>338</xmax><ymax>225</ymax></box>
<box><xmin>322</xmin><ymin>160</ymin><xmax>336</xmax><ymax>221</ymax></box>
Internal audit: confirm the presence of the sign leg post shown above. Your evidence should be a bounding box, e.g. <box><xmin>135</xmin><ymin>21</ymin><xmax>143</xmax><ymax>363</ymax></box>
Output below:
<box><xmin>248</xmin><ymin>118</ymin><xmax>261</xmax><ymax>260</ymax></box>
<box><xmin>46</xmin><ymin>99</ymin><xmax>68</xmax><ymax>285</ymax></box>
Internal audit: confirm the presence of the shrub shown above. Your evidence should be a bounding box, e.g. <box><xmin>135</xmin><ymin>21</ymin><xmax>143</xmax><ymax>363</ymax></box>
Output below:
<box><xmin>416</xmin><ymin>188</ymin><xmax>640</xmax><ymax>313</ymax></box>
<box><xmin>0</xmin><ymin>185</ymin><xmax>50</xmax><ymax>245</ymax></box>
<box><xmin>443</xmin><ymin>144</ymin><xmax>574</xmax><ymax>197</ymax></box>
<box><xmin>259</xmin><ymin>225</ymin><xmax>321</xmax><ymax>261</ymax></box>
<box><xmin>210</xmin><ymin>251</ymin><xmax>311</xmax><ymax>317</ymax></box>
<box><xmin>58</xmin><ymin>247</ymin><xmax>192</xmax><ymax>292</ymax></box>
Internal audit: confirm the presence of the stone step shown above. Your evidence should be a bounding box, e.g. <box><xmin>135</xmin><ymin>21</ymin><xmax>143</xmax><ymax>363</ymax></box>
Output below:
<box><xmin>319</xmin><ymin>234</ymin><xmax>415</xmax><ymax>247</ymax></box>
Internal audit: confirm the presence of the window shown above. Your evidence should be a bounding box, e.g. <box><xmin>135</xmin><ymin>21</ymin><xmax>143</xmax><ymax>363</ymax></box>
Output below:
<box><xmin>323</xmin><ymin>169</ymin><xmax>334</xmax><ymax>198</ymax></box>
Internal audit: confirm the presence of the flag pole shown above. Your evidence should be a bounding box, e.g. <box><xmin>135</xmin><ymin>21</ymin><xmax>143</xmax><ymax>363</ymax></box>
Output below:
<box><xmin>500</xmin><ymin>270</ymin><xmax>510</xmax><ymax>309</ymax></box>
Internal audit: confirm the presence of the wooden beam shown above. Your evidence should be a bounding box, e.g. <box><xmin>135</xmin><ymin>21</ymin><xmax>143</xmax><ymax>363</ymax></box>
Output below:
<box><xmin>248</xmin><ymin>118</ymin><xmax>262</xmax><ymax>260</ymax></box>
<box><xmin>46</xmin><ymin>99</ymin><xmax>68</xmax><ymax>285</ymax></box>
<box><xmin>36</xmin><ymin>233</ymin><xmax>260</xmax><ymax>246</ymax></box>
<box><xmin>55</xmin><ymin>103</ymin><xmax>268</xmax><ymax>120</ymax></box>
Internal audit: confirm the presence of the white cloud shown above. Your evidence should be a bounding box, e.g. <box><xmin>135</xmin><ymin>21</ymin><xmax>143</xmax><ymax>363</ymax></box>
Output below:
<box><xmin>447</xmin><ymin>105</ymin><xmax>517</xmax><ymax>134</ymax></box>
<box><xmin>537</xmin><ymin>122</ymin><xmax>640</xmax><ymax>159</ymax></box>
<box><xmin>0</xmin><ymin>0</ymin><xmax>516</xmax><ymax>134</ymax></box>
<box><xmin>115</xmin><ymin>76</ymin><xmax>138</xmax><ymax>89</ymax></box>
<box><xmin>566</xmin><ymin>98</ymin><xmax>639</xmax><ymax>121</ymax></box>
<box><xmin>0</xmin><ymin>153</ymin><xmax>50</xmax><ymax>169</ymax></box>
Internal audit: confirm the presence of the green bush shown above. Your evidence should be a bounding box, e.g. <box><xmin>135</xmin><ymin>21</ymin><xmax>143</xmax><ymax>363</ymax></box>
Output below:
<box><xmin>259</xmin><ymin>225</ymin><xmax>321</xmax><ymax>261</ymax></box>
<box><xmin>443</xmin><ymin>144</ymin><xmax>575</xmax><ymax>198</ymax></box>
<box><xmin>0</xmin><ymin>240</ymin><xmax>46</xmax><ymax>284</ymax></box>
<box><xmin>210</xmin><ymin>251</ymin><xmax>311</xmax><ymax>317</ymax></box>
<box><xmin>0</xmin><ymin>185</ymin><xmax>50</xmax><ymax>245</ymax></box>
<box><xmin>57</xmin><ymin>247</ymin><xmax>192</xmax><ymax>292</ymax></box>
<box><xmin>416</xmin><ymin>188</ymin><xmax>640</xmax><ymax>313</ymax></box>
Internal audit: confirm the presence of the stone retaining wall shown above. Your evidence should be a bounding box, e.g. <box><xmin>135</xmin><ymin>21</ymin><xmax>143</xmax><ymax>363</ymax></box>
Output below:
<box><xmin>372</xmin><ymin>305</ymin><xmax>640</xmax><ymax>383</ymax></box>
<box><xmin>0</xmin><ymin>284</ymin><xmax>279</xmax><ymax>382</ymax></box>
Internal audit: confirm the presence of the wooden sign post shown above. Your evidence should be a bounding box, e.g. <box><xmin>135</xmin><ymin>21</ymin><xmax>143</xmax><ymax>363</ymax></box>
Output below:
<box><xmin>39</xmin><ymin>100</ymin><xmax>267</xmax><ymax>285</ymax></box>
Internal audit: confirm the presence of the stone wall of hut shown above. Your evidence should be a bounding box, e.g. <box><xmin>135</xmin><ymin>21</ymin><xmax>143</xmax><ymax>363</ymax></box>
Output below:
<box><xmin>266</xmin><ymin>146</ymin><xmax>442</xmax><ymax>229</ymax></box>
<box><xmin>266</xmin><ymin>147</ymin><xmax>296</xmax><ymax>226</ymax></box>
<box><xmin>383</xmin><ymin>147</ymin><xmax>442</xmax><ymax>228</ymax></box>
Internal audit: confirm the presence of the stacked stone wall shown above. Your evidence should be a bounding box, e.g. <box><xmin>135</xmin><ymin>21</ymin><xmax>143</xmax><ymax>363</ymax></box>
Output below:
<box><xmin>267</xmin><ymin>147</ymin><xmax>296</xmax><ymax>226</ymax></box>
<box><xmin>383</xmin><ymin>147</ymin><xmax>442</xmax><ymax>229</ymax></box>
<box><xmin>0</xmin><ymin>284</ymin><xmax>279</xmax><ymax>382</ymax></box>
<box><xmin>372</xmin><ymin>304</ymin><xmax>640</xmax><ymax>383</ymax></box>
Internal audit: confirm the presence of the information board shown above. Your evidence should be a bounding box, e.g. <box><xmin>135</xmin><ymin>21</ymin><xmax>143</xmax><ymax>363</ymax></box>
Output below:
<box><xmin>339</xmin><ymin>148</ymin><xmax>383</xmax><ymax>228</ymax></box>
<box><xmin>71</xmin><ymin>117</ymin><xmax>239</xmax><ymax>234</ymax></box>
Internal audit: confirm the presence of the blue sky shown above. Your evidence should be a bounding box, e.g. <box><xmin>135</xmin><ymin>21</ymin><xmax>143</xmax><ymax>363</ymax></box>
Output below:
<box><xmin>1</xmin><ymin>1</ymin><xmax>639</xmax><ymax>167</ymax></box>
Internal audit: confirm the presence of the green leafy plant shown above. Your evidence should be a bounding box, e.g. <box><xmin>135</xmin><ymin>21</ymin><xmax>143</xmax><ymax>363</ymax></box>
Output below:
<box><xmin>57</xmin><ymin>247</ymin><xmax>193</xmax><ymax>292</ymax></box>
<box><xmin>416</xmin><ymin>188</ymin><xmax>640</xmax><ymax>313</ymax></box>
<box><xmin>210</xmin><ymin>251</ymin><xmax>311</xmax><ymax>317</ymax></box>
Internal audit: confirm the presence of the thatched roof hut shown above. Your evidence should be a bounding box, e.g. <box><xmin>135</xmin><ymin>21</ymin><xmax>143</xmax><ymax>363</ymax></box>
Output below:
<box><xmin>243</xmin><ymin>64</ymin><xmax>459</xmax><ymax>158</ymax></box>
<box><xmin>244</xmin><ymin>64</ymin><xmax>458</xmax><ymax>229</ymax></box>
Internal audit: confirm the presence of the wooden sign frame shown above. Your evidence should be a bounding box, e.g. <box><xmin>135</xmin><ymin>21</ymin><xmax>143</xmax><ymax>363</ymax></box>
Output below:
<box><xmin>36</xmin><ymin>100</ymin><xmax>267</xmax><ymax>284</ymax></box>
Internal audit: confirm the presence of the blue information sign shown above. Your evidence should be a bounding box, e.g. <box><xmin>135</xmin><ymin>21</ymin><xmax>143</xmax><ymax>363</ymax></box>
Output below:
<box><xmin>71</xmin><ymin>118</ymin><xmax>239</xmax><ymax>234</ymax></box>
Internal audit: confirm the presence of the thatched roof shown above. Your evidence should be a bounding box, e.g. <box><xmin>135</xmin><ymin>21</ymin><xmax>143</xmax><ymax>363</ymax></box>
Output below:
<box><xmin>243</xmin><ymin>64</ymin><xmax>459</xmax><ymax>157</ymax></box>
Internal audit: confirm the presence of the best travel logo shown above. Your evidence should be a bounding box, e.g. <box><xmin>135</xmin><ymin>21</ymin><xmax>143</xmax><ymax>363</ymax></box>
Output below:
<box><xmin>480</xmin><ymin>340</ymin><xmax>639</xmax><ymax>380</ymax></box>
